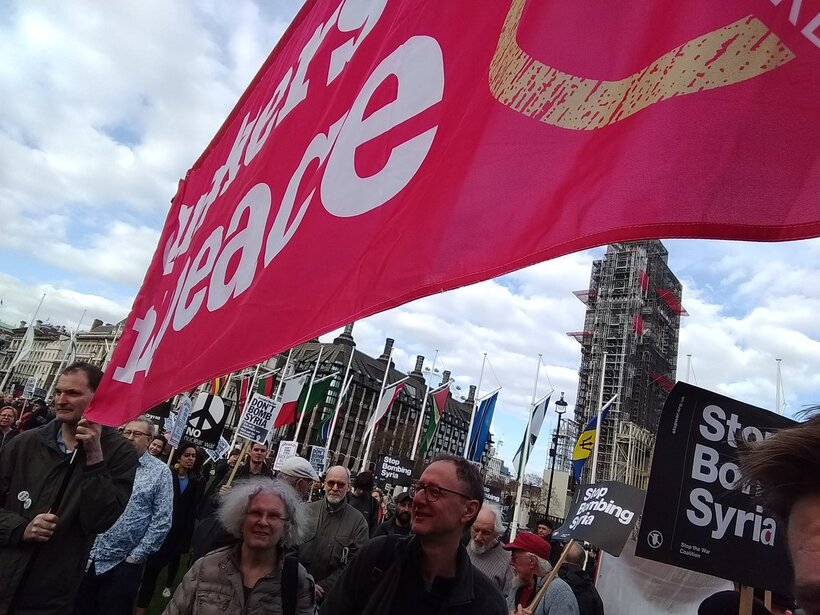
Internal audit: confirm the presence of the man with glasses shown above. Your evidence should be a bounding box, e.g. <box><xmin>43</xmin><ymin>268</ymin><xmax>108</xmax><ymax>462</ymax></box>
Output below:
<box><xmin>72</xmin><ymin>415</ymin><xmax>173</xmax><ymax>615</ymax></box>
<box><xmin>320</xmin><ymin>454</ymin><xmax>507</xmax><ymax>615</ymax></box>
<box><xmin>298</xmin><ymin>465</ymin><xmax>369</xmax><ymax>605</ymax></box>
<box><xmin>0</xmin><ymin>362</ymin><xmax>138</xmax><ymax>615</ymax></box>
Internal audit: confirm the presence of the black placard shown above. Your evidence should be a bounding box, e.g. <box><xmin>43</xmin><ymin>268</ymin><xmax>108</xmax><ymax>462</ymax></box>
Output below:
<box><xmin>374</xmin><ymin>454</ymin><xmax>413</xmax><ymax>486</ymax></box>
<box><xmin>553</xmin><ymin>481</ymin><xmax>644</xmax><ymax>556</ymax></box>
<box><xmin>184</xmin><ymin>393</ymin><xmax>228</xmax><ymax>450</ymax></box>
<box><xmin>483</xmin><ymin>485</ymin><xmax>502</xmax><ymax>505</ymax></box>
<box><xmin>636</xmin><ymin>383</ymin><xmax>795</xmax><ymax>592</ymax></box>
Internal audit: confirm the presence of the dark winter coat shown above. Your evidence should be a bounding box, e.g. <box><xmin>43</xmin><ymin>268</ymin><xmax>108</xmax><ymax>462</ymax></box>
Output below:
<box><xmin>558</xmin><ymin>563</ymin><xmax>605</xmax><ymax>615</ymax></box>
<box><xmin>319</xmin><ymin>534</ymin><xmax>508</xmax><ymax>615</ymax></box>
<box><xmin>0</xmin><ymin>420</ymin><xmax>138</xmax><ymax>615</ymax></box>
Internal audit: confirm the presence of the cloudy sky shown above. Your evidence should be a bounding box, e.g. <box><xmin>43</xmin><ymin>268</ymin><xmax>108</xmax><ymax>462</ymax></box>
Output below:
<box><xmin>2</xmin><ymin>1</ymin><xmax>818</xmax><ymax>472</ymax></box>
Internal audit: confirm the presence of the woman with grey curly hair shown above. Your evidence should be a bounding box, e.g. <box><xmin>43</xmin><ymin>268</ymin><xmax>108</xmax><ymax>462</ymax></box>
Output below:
<box><xmin>163</xmin><ymin>478</ymin><xmax>315</xmax><ymax>615</ymax></box>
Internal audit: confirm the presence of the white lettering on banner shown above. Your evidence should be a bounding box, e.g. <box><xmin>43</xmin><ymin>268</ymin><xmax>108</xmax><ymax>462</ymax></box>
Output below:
<box><xmin>684</xmin><ymin>405</ymin><xmax>778</xmax><ymax>545</ymax></box>
<box><xmin>770</xmin><ymin>0</ymin><xmax>820</xmax><ymax>48</ymax></box>
<box><xmin>113</xmin><ymin>2</ymin><xmax>445</xmax><ymax>385</ymax></box>
<box><xmin>569</xmin><ymin>486</ymin><xmax>636</xmax><ymax>528</ymax></box>
<box><xmin>322</xmin><ymin>35</ymin><xmax>444</xmax><ymax>217</ymax></box>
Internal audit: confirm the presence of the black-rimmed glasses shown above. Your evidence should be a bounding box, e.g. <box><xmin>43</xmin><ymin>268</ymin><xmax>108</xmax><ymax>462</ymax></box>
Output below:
<box><xmin>119</xmin><ymin>428</ymin><xmax>152</xmax><ymax>438</ymax></box>
<box><xmin>413</xmin><ymin>481</ymin><xmax>473</xmax><ymax>503</ymax></box>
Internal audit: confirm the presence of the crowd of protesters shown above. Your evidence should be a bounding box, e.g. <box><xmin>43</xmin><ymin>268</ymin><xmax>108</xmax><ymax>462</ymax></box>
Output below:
<box><xmin>2</xmin><ymin>362</ymin><xmax>815</xmax><ymax>614</ymax></box>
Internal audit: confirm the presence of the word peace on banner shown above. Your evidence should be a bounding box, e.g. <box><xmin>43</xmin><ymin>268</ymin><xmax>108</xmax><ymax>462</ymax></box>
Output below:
<box><xmin>636</xmin><ymin>383</ymin><xmax>796</xmax><ymax>593</ymax></box>
<box><xmin>374</xmin><ymin>454</ymin><xmax>413</xmax><ymax>486</ymax></box>
<box><xmin>183</xmin><ymin>393</ymin><xmax>228</xmax><ymax>451</ymax></box>
<box><xmin>85</xmin><ymin>0</ymin><xmax>820</xmax><ymax>427</ymax></box>
<box><xmin>236</xmin><ymin>393</ymin><xmax>279</xmax><ymax>445</ymax></box>
<box><xmin>552</xmin><ymin>481</ymin><xmax>644</xmax><ymax>556</ymax></box>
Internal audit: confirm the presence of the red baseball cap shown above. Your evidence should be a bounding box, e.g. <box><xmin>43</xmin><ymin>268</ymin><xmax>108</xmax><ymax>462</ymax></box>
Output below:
<box><xmin>503</xmin><ymin>531</ymin><xmax>551</xmax><ymax>560</ymax></box>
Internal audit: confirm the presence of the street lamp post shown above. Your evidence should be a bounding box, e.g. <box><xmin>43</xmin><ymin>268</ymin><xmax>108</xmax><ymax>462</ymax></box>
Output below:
<box><xmin>545</xmin><ymin>392</ymin><xmax>568</xmax><ymax>519</ymax></box>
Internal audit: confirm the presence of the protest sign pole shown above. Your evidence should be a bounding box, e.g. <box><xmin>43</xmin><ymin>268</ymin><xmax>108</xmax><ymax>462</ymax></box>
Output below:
<box><xmin>225</xmin><ymin>439</ymin><xmax>252</xmax><ymax>488</ymax></box>
<box><xmin>590</xmin><ymin>352</ymin><xmax>607</xmax><ymax>482</ymax></box>
<box><xmin>528</xmin><ymin>539</ymin><xmax>576</xmax><ymax>612</ymax></box>
<box><xmin>739</xmin><ymin>585</ymin><xmax>754</xmax><ymax>615</ymax></box>
<box><xmin>228</xmin><ymin>364</ymin><xmax>261</xmax><ymax>453</ymax></box>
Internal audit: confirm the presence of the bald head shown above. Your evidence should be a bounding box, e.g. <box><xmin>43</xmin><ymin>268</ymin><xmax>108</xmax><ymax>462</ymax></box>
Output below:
<box><xmin>565</xmin><ymin>541</ymin><xmax>587</xmax><ymax>566</ymax></box>
<box><xmin>325</xmin><ymin>465</ymin><xmax>351</xmax><ymax>505</ymax></box>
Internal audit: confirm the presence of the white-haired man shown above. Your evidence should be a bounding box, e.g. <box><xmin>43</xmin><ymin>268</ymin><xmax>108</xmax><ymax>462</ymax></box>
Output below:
<box><xmin>503</xmin><ymin>531</ymin><xmax>578</xmax><ymax>615</ymax></box>
<box><xmin>298</xmin><ymin>465</ymin><xmax>368</xmax><ymax>604</ymax></box>
<box><xmin>468</xmin><ymin>504</ymin><xmax>514</xmax><ymax>596</ymax></box>
<box><xmin>165</xmin><ymin>478</ymin><xmax>315</xmax><ymax>614</ymax></box>
<box><xmin>74</xmin><ymin>415</ymin><xmax>174</xmax><ymax>615</ymax></box>
<box><xmin>277</xmin><ymin>455</ymin><xmax>320</xmax><ymax>500</ymax></box>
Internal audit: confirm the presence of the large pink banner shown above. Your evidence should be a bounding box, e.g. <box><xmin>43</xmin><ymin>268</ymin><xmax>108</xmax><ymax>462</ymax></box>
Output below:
<box><xmin>88</xmin><ymin>0</ymin><xmax>820</xmax><ymax>425</ymax></box>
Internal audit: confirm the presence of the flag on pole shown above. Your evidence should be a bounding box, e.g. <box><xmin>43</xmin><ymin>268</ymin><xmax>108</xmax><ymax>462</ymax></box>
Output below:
<box><xmin>9</xmin><ymin>325</ymin><xmax>34</xmax><ymax>370</ymax></box>
<box><xmin>572</xmin><ymin>406</ymin><xmax>611</xmax><ymax>481</ymax></box>
<box><xmin>419</xmin><ymin>385</ymin><xmax>450</xmax><ymax>456</ymax></box>
<box><xmin>65</xmin><ymin>332</ymin><xmax>77</xmax><ymax>366</ymax></box>
<box><xmin>512</xmin><ymin>394</ymin><xmax>551</xmax><ymax>477</ymax></box>
<box><xmin>238</xmin><ymin>376</ymin><xmax>251</xmax><ymax>412</ymax></box>
<box><xmin>296</xmin><ymin>375</ymin><xmax>333</xmax><ymax>422</ymax></box>
<box><xmin>274</xmin><ymin>375</ymin><xmax>308</xmax><ymax>428</ymax></box>
<box><xmin>257</xmin><ymin>374</ymin><xmax>276</xmax><ymax>397</ymax></box>
<box><xmin>318</xmin><ymin>374</ymin><xmax>353</xmax><ymax>443</ymax></box>
<box><xmin>211</xmin><ymin>375</ymin><xmax>228</xmax><ymax>396</ymax></box>
<box><xmin>364</xmin><ymin>381</ymin><xmax>406</xmax><ymax>438</ymax></box>
<box><xmin>467</xmin><ymin>391</ymin><xmax>498</xmax><ymax>462</ymax></box>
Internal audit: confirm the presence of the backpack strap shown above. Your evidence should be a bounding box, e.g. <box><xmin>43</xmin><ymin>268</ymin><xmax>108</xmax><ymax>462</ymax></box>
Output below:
<box><xmin>282</xmin><ymin>555</ymin><xmax>299</xmax><ymax>615</ymax></box>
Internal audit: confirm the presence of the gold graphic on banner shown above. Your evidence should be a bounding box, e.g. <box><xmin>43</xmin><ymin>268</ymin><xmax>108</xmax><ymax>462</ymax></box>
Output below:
<box><xmin>489</xmin><ymin>0</ymin><xmax>795</xmax><ymax>130</ymax></box>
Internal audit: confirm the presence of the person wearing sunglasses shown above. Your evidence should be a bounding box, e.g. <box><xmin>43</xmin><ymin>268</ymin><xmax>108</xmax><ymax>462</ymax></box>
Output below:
<box><xmin>320</xmin><ymin>454</ymin><xmax>507</xmax><ymax>615</ymax></box>
<box><xmin>298</xmin><ymin>465</ymin><xmax>369</xmax><ymax>606</ymax></box>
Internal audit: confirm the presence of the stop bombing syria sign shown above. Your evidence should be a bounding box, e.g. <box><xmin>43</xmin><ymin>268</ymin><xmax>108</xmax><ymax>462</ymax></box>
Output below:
<box><xmin>636</xmin><ymin>383</ymin><xmax>796</xmax><ymax>593</ymax></box>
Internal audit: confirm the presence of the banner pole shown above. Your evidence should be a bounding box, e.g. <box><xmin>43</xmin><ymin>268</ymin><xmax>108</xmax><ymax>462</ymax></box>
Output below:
<box><xmin>410</xmin><ymin>351</ymin><xmax>438</xmax><ymax>462</ymax></box>
<box><xmin>464</xmin><ymin>352</ymin><xmax>487</xmax><ymax>460</ymax></box>
<box><xmin>528</xmin><ymin>539</ymin><xmax>575</xmax><ymax>612</ymax></box>
<box><xmin>590</xmin><ymin>352</ymin><xmax>607</xmax><ymax>482</ymax></box>
<box><xmin>46</xmin><ymin>309</ymin><xmax>86</xmax><ymax>402</ymax></box>
<box><xmin>738</xmin><ymin>585</ymin><xmax>754</xmax><ymax>615</ymax></box>
<box><xmin>510</xmin><ymin>354</ymin><xmax>541</xmax><ymax>541</ymax></box>
<box><xmin>360</xmin><ymin>347</ymin><xmax>394</xmax><ymax>472</ymax></box>
<box><xmin>294</xmin><ymin>346</ymin><xmax>323</xmax><ymax>449</ymax></box>
<box><xmin>327</xmin><ymin>348</ymin><xmax>355</xmax><ymax>456</ymax></box>
<box><xmin>224</xmin><ymin>439</ymin><xmax>252</xmax><ymax>488</ymax></box>
<box><xmin>227</xmin><ymin>364</ymin><xmax>261</xmax><ymax>453</ymax></box>
<box><xmin>1</xmin><ymin>293</ymin><xmax>46</xmax><ymax>392</ymax></box>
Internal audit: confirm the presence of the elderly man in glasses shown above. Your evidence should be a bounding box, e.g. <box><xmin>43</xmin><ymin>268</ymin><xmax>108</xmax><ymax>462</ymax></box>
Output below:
<box><xmin>73</xmin><ymin>415</ymin><xmax>174</xmax><ymax>615</ymax></box>
<box><xmin>320</xmin><ymin>454</ymin><xmax>507</xmax><ymax>615</ymax></box>
<box><xmin>298</xmin><ymin>465</ymin><xmax>369</xmax><ymax>605</ymax></box>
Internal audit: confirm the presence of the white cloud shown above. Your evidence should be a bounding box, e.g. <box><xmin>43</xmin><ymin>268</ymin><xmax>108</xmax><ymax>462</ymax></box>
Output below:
<box><xmin>1</xmin><ymin>1</ymin><xmax>817</xmax><ymax>474</ymax></box>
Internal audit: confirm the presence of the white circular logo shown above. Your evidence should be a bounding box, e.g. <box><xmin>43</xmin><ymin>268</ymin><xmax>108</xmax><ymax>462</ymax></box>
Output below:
<box><xmin>647</xmin><ymin>530</ymin><xmax>663</xmax><ymax>548</ymax></box>
<box><xmin>17</xmin><ymin>490</ymin><xmax>30</xmax><ymax>502</ymax></box>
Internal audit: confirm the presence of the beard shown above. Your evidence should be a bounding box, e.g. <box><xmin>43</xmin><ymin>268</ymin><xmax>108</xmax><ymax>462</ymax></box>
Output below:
<box><xmin>396</xmin><ymin>511</ymin><xmax>411</xmax><ymax>525</ymax></box>
<box><xmin>468</xmin><ymin>539</ymin><xmax>492</xmax><ymax>555</ymax></box>
<box><xmin>326</xmin><ymin>492</ymin><xmax>345</xmax><ymax>505</ymax></box>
